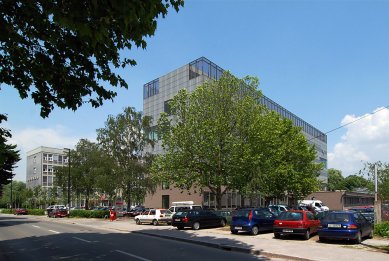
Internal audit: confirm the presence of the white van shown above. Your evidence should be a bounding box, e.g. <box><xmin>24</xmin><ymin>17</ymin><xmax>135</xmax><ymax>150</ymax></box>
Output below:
<box><xmin>168</xmin><ymin>201</ymin><xmax>202</xmax><ymax>215</ymax></box>
<box><xmin>299</xmin><ymin>200</ymin><xmax>329</xmax><ymax>211</ymax></box>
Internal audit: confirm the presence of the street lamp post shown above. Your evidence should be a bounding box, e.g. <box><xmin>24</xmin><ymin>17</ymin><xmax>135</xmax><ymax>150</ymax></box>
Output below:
<box><xmin>64</xmin><ymin>148</ymin><xmax>71</xmax><ymax>212</ymax></box>
<box><xmin>10</xmin><ymin>175</ymin><xmax>13</xmax><ymax>209</ymax></box>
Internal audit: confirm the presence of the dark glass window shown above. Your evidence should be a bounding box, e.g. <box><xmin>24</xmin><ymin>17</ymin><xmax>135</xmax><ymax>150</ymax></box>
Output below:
<box><xmin>143</xmin><ymin>79</ymin><xmax>159</xmax><ymax>99</ymax></box>
<box><xmin>164</xmin><ymin>100</ymin><xmax>172</xmax><ymax>115</ymax></box>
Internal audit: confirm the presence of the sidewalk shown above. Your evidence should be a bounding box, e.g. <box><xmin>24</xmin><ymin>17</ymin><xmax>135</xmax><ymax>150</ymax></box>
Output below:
<box><xmin>52</xmin><ymin>216</ymin><xmax>389</xmax><ymax>261</ymax></box>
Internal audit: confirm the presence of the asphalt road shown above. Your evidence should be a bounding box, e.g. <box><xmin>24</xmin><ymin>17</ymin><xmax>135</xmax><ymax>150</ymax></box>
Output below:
<box><xmin>0</xmin><ymin>215</ymin><xmax>276</xmax><ymax>261</ymax></box>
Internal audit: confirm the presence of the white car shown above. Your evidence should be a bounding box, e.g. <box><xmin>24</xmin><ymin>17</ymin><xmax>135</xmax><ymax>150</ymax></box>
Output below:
<box><xmin>134</xmin><ymin>209</ymin><xmax>173</xmax><ymax>226</ymax></box>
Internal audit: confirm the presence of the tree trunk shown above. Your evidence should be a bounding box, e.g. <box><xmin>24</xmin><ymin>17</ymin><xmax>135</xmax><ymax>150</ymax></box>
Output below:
<box><xmin>215</xmin><ymin>187</ymin><xmax>223</xmax><ymax>210</ymax></box>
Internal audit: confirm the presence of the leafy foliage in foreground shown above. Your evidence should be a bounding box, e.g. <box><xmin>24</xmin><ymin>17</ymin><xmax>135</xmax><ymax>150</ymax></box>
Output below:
<box><xmin>0</xmin><ymin>0</ymin><xmax>184</xmax><ymax>117</ymax></box>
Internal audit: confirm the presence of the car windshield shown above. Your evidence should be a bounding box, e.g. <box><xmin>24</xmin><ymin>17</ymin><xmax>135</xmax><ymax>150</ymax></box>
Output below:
<box><xmin>278</xmin><ymin>212</ymin><xmax>303</xmax><ymax>221</ymax></box>
<box><xmin>233</xmin><ymin>209</ymin><xmax>251</xmax><ymax>218</ymax></box>
<box><xmin>323</xmin><ymin>213</ymin><xmax>350</xmax><ymax>222</ymax></box>
<box><xmin>174</xmin><ymin>211</ymin><xmax>188</xmax><ymax>217</ymax></box>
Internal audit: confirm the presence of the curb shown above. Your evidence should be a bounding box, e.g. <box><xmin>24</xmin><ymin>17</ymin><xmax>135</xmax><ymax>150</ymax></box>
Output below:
<box><xmin>132</xmin><ymin>230</ymin><xmax>313</xmax><ymax>261</ymax></box>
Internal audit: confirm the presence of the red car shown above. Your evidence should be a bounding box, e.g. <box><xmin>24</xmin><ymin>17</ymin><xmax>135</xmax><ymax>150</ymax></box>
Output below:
<box><xmin>273</xmin><ymin>210</ymin><xmax>320</xmax><ymax>240</ymax></box>
<box><xmin>48</xmin><ymin>208</ymin><xmax>69</xmax><ymax>218</ymax></box>
<box><xmin>14</xmin><ymin>208</ymin><xmax>28</xmax><ymax>215</ymax></box>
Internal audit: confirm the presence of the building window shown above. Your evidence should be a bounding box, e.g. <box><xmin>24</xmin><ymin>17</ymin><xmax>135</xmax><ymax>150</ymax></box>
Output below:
<box><xmin>164</xmin><ymin>100</ymin><xmax>172</xmax><ymax>115</ymax></box>
<box><xmin>162</xmin><ymin>195</ymin><xmax>170</xmax><ymax>209</ymax></box>
<box><xmin>33</xmin><ymin>156</ymin><xmax>36</xmax><ymax>163</ymax></box>
<box><xmin>189</xmin><ymin>57</ymin><xmax>224</xmax><ymax>81</ymax></box>
<box><xmin>143</xmin><ymin>78</ymin><xmax>159</xmax><ymax>99</ymax></box>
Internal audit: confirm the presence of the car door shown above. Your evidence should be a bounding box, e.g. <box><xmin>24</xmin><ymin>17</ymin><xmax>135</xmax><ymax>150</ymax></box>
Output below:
<box><xmin>256</xmin><ymin>210</ymin><xmax>275</xmax><ymax>230</ymax></box>
<box><xmin>139</xmin><ymin>210</ymin><xmax>149</xmax><ymax>222</ymax></box>
<box><xmin>306</xmin><ymin>211</ymin><xmax>318</xmax><ymax>232</ymax></box>
<box><xmin>355</xmin><ymin>213</ymin><xmax>370</xmax><ymax>237</ymax></box>
<box><xmin>146</xmin><ymin>210</ymin><xmax>156</xmax><ymax>223</ymax></box>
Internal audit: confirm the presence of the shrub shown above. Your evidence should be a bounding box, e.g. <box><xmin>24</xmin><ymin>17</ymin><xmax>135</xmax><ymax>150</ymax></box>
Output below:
<box><xmin>28</xmin><ymin>209</ymin><xmax>45</xmax><ymax>215</ymax></box>
<box><xmin>70</xmin><ymin>210</ymin><xmax>109</xmax><ymax>219</ymax></box>
<box><xmin>374</xmin><ymin>222</ymin><xmax>389</xmax><ymax>238</ymax></box>
<box><xmin>0</xmin><ymin>208</ymin><xmax>13</xmax><ymax>214</ymax></box>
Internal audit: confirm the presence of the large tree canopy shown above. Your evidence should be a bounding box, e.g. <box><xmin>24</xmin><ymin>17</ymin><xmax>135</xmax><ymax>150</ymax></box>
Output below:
<box><xmin>97</xmin><ymin>107</ymin><xmax>155</xmax><ymax>209</ymax></box>
<box><xmin>0</xmin><ymin>0</ymin><xmax>184</xmax><ymax>117</ymax></box>
<box><xmin>152</xmin><ymin>72</ymin><xmax>322</xmax><ymax>209</ymax></box>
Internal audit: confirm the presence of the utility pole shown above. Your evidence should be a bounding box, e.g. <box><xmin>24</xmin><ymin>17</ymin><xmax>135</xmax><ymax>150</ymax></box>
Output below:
<box><xmin>374</xmin><ymin>164</ymin><xmax>382</xmax><ymax>223</ymax></box>
<box><xmin>10</xmin><ymin>176</ymin><xmax>13</xmax><ymax>209</ymax></box>
<box><xmin>64</xmin><ymin>148</ymin><xmax>71</xmax><ymax>215</ymax></box>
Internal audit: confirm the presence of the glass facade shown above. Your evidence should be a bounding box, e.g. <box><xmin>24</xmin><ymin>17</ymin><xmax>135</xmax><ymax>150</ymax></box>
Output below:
<box><xmin>143</xmin><ymin>78</ymin><xmax>159</xmax><ymax>99</ymax></box>
<box><xmin>189</xmin><ymin>57</ymin><xmax>224</xmax><ymax>81</ymax></box>
<box><xmin>187</xmin><ymin>57</ymin><xmax>327</xmax><ymax>144</ymax></box>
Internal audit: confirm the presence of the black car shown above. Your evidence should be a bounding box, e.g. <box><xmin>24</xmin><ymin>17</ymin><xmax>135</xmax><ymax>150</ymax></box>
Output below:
<box><xmin>172</xmin><ymin>210</ymin><xmax>227</xmax><ymax>230</ymax></box>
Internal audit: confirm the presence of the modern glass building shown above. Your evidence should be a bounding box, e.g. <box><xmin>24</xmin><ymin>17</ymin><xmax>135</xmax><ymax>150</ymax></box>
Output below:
<box><xmin>143</xmin><ymin>57</ymin><xmax>327</xmax><ymax>209</ymax></box>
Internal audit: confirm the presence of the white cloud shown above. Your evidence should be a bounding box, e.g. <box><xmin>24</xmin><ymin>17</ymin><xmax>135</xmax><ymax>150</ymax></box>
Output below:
<box><xmin>328</xmin><ymin>107</ymin><xmax>389</xmax><ymax>176</ymax></box>
<box><xmin>8</xmin><ymin>125</ymin><xmax>95</xmax><ymax>181</ymax></box>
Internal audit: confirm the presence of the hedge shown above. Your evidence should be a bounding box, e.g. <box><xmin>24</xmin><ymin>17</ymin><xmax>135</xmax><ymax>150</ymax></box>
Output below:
<box><xmin>374</xmin><ymin>222</ymin><xmax>389</xmax><ymax>238</ymax></box>
<box><xmin>69</xmin><ymin>210</ymin><xmax>109</xmax><ymax>219</ymax></box>
<box><xmin>0</xmin><ymin>208</ymin><xmax>45</xmax><ymax>215</ymax></box>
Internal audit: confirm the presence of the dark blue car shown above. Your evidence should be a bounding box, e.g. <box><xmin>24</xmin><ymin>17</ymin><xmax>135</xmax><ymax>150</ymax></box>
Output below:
<box><xmin>318</xmin><ymin>210</ymin><xmax>373</xmax><ymax>244</ymax></box>
<box><xmin>230</xmin><ymin>208</ymin><xmax>276</xmax><ymax>235</ymax></box>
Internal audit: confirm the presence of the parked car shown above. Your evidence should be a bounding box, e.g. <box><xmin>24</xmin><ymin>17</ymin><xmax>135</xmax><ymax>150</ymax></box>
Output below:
<box><xmin>318</xmin><ymin>210</ymin><xmax>374</xmax><ymax>244</ymax></box>
<box><xmin>135</xmin><ymin>209</ymin><xmax>173</xmax><ymax>225</ymax></box>
<box><xmin>14</xmin><ymin>208</ymin><xmax>28</xmax><ymax>215</ymax></box>
<box><xmin>230</xmin><ymin>208</ymin><xmax>276</xmax><ymax>235</ymax></box>
<box><xmin>169</xmin><ymin>201</ymin><xmax>203</xmax><ymax>215</ymax></box>
<box><xmin>213</xmin><ymin>210</ymin><xmax>232</xmax><ymax>224</ymax></box>
<box><xmin>46</xmin><ymin>205</ymin><xmax>66</xmax><ymax>216</ymax></box>
<box><xmin>347</xmin><ymin>207</ymin><xmax>374</xmax><ymax>223</ymax></box>
<box><xmin>273</xmin><ymin>210</ymin><xmax>321</xmax><ymax>240</ymax></box>
<box><xmin>172</xmin><ymin>210</ymin><xmax>226</xmax><ymax>230</ymax></box>
<box><xmin>48</xmin><ymin>208</ymin><xmax>69</xmax><ymax>218</ymax></box>
<box><xmin>268</xmin><ymin>205</ymin><xmax>289</xmax><ymax>216</ymax></box>
<box><xmin>299</xmin><ymin>200</ymin><xmax>329</xmax><ymax>212</ymax></box>
<box><xmin>128</xmin><ymin>206</ymin><xmax>147</xmax><ymax>217</ymax></box>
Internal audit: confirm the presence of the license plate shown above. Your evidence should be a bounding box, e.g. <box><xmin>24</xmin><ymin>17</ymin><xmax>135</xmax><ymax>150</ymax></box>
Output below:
<box><xmin>234</xmin><ymin>226</ymin><xmax>242</xmax><ymax>230</ymax></box>
<box><xmin>328</xmin><ymin>224</ymin><xmax>341</xmax><ymax>228</ymax></box>
<box><xmin>175</xmin><ymin>219</ymin><xmax>180</xmax><ymax>221</ymax></box>
<box><xmin>282</xmin><ymin>229</ymin><xmax>293</xmax><ymax>233</ymax></box>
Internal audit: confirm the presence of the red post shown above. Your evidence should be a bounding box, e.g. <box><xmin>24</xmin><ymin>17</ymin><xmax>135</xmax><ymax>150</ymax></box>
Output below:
<box><xmin>109</xmin><ymin>209</ymin><xmax>116</xmax><ymax>221</ymax></box>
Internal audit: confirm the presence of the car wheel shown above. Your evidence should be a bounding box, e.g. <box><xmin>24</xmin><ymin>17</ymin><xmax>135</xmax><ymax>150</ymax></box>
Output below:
<box><xmin>152</xmin><ymin>219</ymin><xmax>158</xmax><ymax>226</ymax></box>
<box><xmin>355</xmin><ymin>231</ymin><xmax>362</xmax><ymax>244</ymax></box>
<box><xmin>220</xmin><ymin>219</ymin><xmax>226</xmax><ymax>227</ymax></box>
<box><xmin>192</xmin><ymin>222</ymin><xmax>200</xmax><ymax>230</ymax></box>
<box><xmin>231</xmin><ymin>230</ymin><xmax>238</xmax><ymax>234</ymax></box>
<box><xmin>251</xmin><ymin>226</ymin><xmax>259</xmax><ymax>235</ymax></box>
<box><xmin>304</xmin><ymin>229</ymin><xmax>310</xmax><ymax>240</ymax></box>
<box><xmin>319</xmin><ymin>236</ymin><xmax>326</xmax><ymax>242</ymax></box>
<box><xmin>177</xmin><ymin>226</ymin><xmax>184</xmax><ymax>230</ymax></box>
<box><xmin>274</xmin><ymin>233</ymin><xmax>280</xmax><ymax>239</ymax></box>
<box><xmin>135</xmin><ymin>219</ymin><xmax>141</xmax><ymax>225</ymax></box>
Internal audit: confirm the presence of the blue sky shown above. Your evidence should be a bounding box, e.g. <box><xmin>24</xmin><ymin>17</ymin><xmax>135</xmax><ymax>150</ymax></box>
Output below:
<box><xmin>1</xmin><ymin>0</ymin><xmax>389</xmax><ymax>181</ymax></box>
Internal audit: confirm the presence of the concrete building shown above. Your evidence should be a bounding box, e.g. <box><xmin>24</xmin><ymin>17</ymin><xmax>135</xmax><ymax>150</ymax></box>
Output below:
<box><xmin>26</xmin><ymin>146</ymin><xmax>69</xmax><ymax>189</ymax></box>
<box><xmin>306</xmin><ymin>191</ymin><xmax>374</xmax><ymax>210</ymax></box>
<box><xmin>143</xmin><ymin>57</ymin><xmax>327</xmax><ymax>209</ymax></box>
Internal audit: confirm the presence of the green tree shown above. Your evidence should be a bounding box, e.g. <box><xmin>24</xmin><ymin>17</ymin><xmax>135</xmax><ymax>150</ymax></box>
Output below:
<box><xmin>327</xmin><ymin>168</ymin><xmax>345</xmax><ymax>191</ymax></box>
<box><xmin>0</xmin><ymin>115</ymin><xmax>20</xmax><ymax>192</ymax></box>
<box><xmin>343</xmin><ymin>175</ymin><xmax>372</xmax><ymax>192</ymax></box>
<box><xmin>97</xmin><ymin>107</ymin><xmax>154</xmax><ymax>210</ymax></box>
<box><xmin>0</xmin><ymin>180</ymin><xmax>27</xmax><ymax>208</ymax></box>
<box><xmin>153</xmin><ymin>72</ymin><xmax>322</xmax><ymax>209</ymax></box>
<box><xmin>55</xmin><ymin>139</ymin><xmax>108</xmax><ymax>209</ymax></box>
<box><xmin>359</xmin><ymin>161</ymin><xmax>389</xmax><ymax>200</ymax></box>
<box><xmin>0</xmin><ymin>0</ymin><xmax>184</xmax><ymax>118</ymax></box>
<box><xmin>239</xmin><ymin>111</ymin><xmax>321</xmax><ymax>205</ymax></box>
